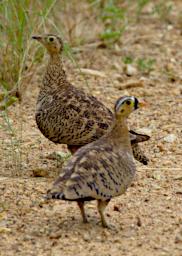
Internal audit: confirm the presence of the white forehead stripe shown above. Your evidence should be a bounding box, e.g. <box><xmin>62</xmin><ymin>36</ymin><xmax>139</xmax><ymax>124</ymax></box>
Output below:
<box><xmin>115</xmin><ymin>96</ymin><xmax>135</xmax><ymax>111</ymax></box>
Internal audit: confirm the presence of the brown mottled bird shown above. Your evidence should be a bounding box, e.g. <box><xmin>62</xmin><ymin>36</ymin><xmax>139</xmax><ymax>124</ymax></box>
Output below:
<box><xmin>32</xmin><ymin>34</ymin><xmax>149</xmax><ymax>164</ymax></box>
<box><xmin>46</xmin><ymin>96</ymin><xmax>143</xmax><ymax>227</ymax></box>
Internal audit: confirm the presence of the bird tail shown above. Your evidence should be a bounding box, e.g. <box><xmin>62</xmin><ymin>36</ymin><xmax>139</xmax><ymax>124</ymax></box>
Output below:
<box><xmin>139</xmin><ymin>154</ymin><xmax>149</xmax><ymax>165</ymax></box>
<box><xmin>44</xmin><ymin>189</ymin><xmax>66</xmax><ymax>200</ymax></box>
<box><xmin>130</xmin><ymin>130</ymin><xmax>150</xmax><ymax>144</ymax></box>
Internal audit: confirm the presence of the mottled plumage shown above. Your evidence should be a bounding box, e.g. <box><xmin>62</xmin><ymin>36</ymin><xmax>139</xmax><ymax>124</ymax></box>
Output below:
<box><xmin>46</xmin><ymin>96</ymin><xmax>143</xmax><ymax>227</ymax></box>
<box><xmin>32</xmin><ymin>34</ymin><xmax>149</xmax><ymax>164</ymax></box>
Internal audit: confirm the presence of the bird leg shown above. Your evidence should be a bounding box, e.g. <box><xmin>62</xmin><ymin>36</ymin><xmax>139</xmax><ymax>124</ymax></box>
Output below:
<box><xmin>77</xmin><ymin>201</ymin><xmax>88</xmax><ymax>223</ymax></box>
<box><xmin>97</xmin><ymin>199</ymin><xmax>110</xmax><ymax>228</ymax></box>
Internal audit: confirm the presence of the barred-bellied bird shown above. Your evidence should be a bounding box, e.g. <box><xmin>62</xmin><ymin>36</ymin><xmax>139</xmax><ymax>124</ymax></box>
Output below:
<box><xmin>46</xmin><ymin>96</ymin><xmax>144</xmax><ymax>228</ymax></box>
<box><xmin>32</xmin><ymin>34</ymin><xmax>149</xmax><ymax>164</ymax></box>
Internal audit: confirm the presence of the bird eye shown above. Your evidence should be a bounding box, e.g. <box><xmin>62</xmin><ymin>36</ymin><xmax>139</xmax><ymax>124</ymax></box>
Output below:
<box><xmin>49</xmin><ymin>37</ymin><xmax>54</xmax><ymax>42</ymax></box>
<box><xmin>126</xmin><ymin>100</ymin><xmax>131</xmax><ymax>105</ymax></box>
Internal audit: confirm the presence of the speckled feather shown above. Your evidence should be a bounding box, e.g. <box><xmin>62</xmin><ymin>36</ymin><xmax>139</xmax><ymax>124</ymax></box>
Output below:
<box><xmin>33</xmin><ymin>34</ymin><xmax>149</xmax><ymax>164</ymax></box>
<box><xmin>36</xmin><ymin>79</ymin><xmax>113</xmax><ymax>145</ymax></box>
<box><xmin>46</xmin><ymin>96</ymin><xmax>140</xmax><ymax>227</ymax></box>
<box><xmin>51</xmin><ymin>140</ymin><xmax>136</xmax><ymax>201</ymax></box>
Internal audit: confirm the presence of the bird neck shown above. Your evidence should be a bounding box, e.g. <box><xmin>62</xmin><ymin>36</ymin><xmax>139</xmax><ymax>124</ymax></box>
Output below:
<box><xmin>42</xmin><ymin>53</ymin><xmax>68</xmax><ymax>89</ymax></box>
<box><xmin>110</xmin><ymin>117</ymin><xmax>132</xmax><ymax>150</ymax></box>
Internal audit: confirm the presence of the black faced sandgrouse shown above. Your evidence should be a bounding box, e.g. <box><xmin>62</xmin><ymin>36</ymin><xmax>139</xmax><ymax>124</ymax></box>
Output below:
<box><xmin>32</xmin><ymin>34</ymin><xmax>150</xmax><ymax>165</ymax></box>
<box><xmin>46</xmin><ymin>96</ymin><xmax>144</xmax><ymax>228</ymax></box>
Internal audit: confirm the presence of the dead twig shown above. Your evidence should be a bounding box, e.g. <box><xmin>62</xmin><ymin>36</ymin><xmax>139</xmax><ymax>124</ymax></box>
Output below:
<box><xmin>116</xmin><ymin>80</ymin><xmax>144</xmax><ymax>90</ymax></box>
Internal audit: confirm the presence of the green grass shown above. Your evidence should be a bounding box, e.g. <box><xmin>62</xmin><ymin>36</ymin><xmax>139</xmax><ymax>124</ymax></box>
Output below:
<box><xmin>123</xmin><ymin>56</ymin><xmax>134</xmax><ymax>65</ymax></box>
<box><xmin>0</xmin><ymin>0</ymin><xmax>58</xmax><ymax>172</ymax></box>
<box><xmin>99</xmin><ymin>0</ymin><xmax>127</xmax><ymax>44</ymax></box>
<box><xmin>153</xmin><ymin>1</ymin><xmax>173</xmax><ymax>22</ymax></box>
<box><xmin>0</xmin><ymin>0</ymin><xmax>58</xmax><ymax>108</ymax></box>
<box><xmin>122</xmin><ymin>56</ymin><xmax>156</xmax><ymax>75</ymax></box>
<box><xmin>136</xmin><ymin>0</ymin><xmax>150</xmax><ymax>18</ymax></box>
<box><xmin>137</xmin><ymin>58</ymin><xmax>156</xmax><ymax>74</ymax></box>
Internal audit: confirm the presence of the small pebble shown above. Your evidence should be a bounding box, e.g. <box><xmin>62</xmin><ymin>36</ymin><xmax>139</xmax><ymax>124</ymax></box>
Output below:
<box><xmin>175</xmin><ymin>230</ymin><xmax>182</xmax><ymax>243</ymax></box>
<box><xmin>163</xmin><ymin>134</ymin><xmax>177</xmax><ymax>143</ymax></box>
<box><xmin>157</xmin><ymin>144</ymin><xmax>165</xmax><ymax>152</ymax></box>
<box><xmin>113</xmin><ymin>205</ymin><xmax>120</xmax><ymax>212</ymax></box>
<box><xmin>124</xmin><ymin>64</ymin><xmax>137</xmax><ymax>76</ymax></box>
<box><xmin>82</xmin><ymin>233</ymin><xmax>90</xmax><ymax>242</ymax></box>
<box><xmin>136</xmin><ymin>216</ymin><xmax>142</xmax><ymax>227</ymax></box>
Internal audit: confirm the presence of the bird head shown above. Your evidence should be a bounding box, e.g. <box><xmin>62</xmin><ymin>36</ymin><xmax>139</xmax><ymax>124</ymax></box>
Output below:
<box><xmin>114</xmin><ymin>96</ymin><xmax>146</xmax><ymax>118</ymax></box>
<box><xmin>32</xmin><ymin>34</ymin><xmax>63</xmax><ymax>54</ymax></box>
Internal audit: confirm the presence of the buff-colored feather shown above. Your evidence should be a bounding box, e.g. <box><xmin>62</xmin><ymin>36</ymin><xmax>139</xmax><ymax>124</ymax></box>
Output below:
<box><xmin>46</xmin><ymin>96</ymin><xmax>143</xmax><ymax>228</ymax></box>
<box><xmin>32</xmin><ymin>34</ymin><xmax>150</xmax><ymax>165</ymax></box>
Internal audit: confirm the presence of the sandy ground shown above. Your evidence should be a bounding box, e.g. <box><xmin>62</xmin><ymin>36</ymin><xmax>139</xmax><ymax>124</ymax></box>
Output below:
<box><xmin>0</xmin><ymin>2</ymin><xmax>182</xmax><ymax>256</ymax></box>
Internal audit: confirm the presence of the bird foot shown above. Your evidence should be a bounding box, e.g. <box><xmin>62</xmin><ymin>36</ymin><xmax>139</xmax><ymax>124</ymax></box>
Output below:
<box><xmin>96</xmin><ymin>220</ymin><xmax>115</xmax><ymax>229</ymax></box>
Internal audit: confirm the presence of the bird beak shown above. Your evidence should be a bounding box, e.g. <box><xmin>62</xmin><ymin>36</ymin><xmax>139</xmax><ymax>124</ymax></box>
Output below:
<box><xmin>139</xmin><ymin>100</ymin><xmax>148</xmax><ymax>108</ymax></box>
<box><xmin>32</xmin><ymin>35</ymin><xmax>42</xmax><ymax>41</ymax></box>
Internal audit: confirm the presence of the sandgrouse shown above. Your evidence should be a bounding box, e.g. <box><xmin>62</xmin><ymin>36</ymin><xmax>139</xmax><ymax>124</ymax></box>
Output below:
<box><xmin>46</xmin><ymin>96</ymin><xmax>143</xmax><ymax>228</ymax></box>
<box><xmin>32</xmin><ymin>34</ymin><xmax>149</xmax><ymax>165</ymax></box>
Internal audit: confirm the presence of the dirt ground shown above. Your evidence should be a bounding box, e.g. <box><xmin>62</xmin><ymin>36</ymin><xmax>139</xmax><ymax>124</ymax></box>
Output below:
<box><xmin>0</xmin><ymin>2</ymin><xmax>182</xmax><ymax>256</ymax></box>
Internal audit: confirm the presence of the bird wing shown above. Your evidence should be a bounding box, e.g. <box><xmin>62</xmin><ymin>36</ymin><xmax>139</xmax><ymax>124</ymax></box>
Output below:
<box><xmin>129</xmin><ymin>130</ymin><xmax>150</xmax><ymax>144</ymax></box>
<box><xmin>61</xmin><ymin>142</ymin><xmax>136</xmax><ymax>201</ymax></box>
<box><xmin>36</xmin><ymin>83</ymin><xmax>113</xmax><ymax>145</ymax></box>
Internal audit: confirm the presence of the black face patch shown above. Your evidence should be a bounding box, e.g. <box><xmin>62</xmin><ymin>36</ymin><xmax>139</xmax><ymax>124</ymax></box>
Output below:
<box><xmin>134</xmin><ymin>97</ymin><xmax>139</xmax><ymax>109</ymax></box>
<box><xmin>126</xmin><ymin>100</ymin><xmax>131</xmax><ymax>105</ymax></box>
